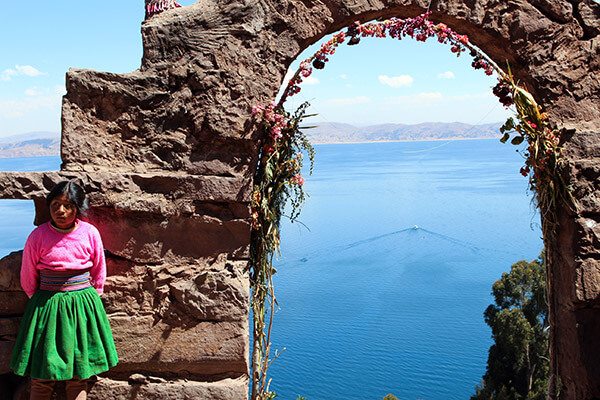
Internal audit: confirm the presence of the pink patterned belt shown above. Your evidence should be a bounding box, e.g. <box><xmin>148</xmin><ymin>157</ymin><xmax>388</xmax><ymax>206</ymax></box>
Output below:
<box><xmin>39</xmin><ymin>269</ymin><xmax>92</xmax><ymax>292</ymax></box>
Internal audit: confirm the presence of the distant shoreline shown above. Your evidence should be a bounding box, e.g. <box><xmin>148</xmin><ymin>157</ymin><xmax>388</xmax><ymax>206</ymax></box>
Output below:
<box><xmin>0</xmin><ymin>137</ymin><xmax>503</xmax><ymax>158</ymax></box>
<box><xmin>0</xmin><ymin>154</ymin><xmax>60</xmax><ymax>159</ymax></box>
<box><xmin>311</xmin><ymin>137</ymin><xmax>499</xmax><ymax>145</ymax></box>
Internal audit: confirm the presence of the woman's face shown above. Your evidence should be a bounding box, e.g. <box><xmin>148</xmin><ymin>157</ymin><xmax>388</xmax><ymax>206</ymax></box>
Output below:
<box><xmin>49</xmin><ymin>194</ymin><xmax>78</xmax><ymax>229</ymax></box>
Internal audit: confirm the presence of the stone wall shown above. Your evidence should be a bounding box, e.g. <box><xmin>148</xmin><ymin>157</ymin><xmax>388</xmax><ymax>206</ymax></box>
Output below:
<box><xmin>0</xmin><ymin>171</ymin><xmax>251</xmax><ymax>398</ymax></box>
<box><xmin>0</xmin><ymin>0</ymin><xmax>598</xmax><ymax>399</ymax></box>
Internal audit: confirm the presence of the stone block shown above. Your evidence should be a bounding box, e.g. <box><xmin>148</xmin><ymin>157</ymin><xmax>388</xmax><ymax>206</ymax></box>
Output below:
<box><xmin>0</xmin><ymin>318</ymin><xmax>21</xmax><ymax>338</ymax></box>
<box><xmin>0</xmin><ymin>252</ymin><xmax>23</xmax><ymax>292</ymax></box>
<box><xmin>0</xmin><ymin>339</ymin><xmax>14</xmax><ymax>374</ymax></box>
<box><xmin>62</xmin><ymin>68</ymin><xmax>257</xmax><ymax>175</ymax></box>
<box><xmin>528</xmin><ymin>0</ymin><xmax>573</xmax><ymax>23</ymax></box>
<box><xmin>575</xmin><ymin>216</ymin><xmax>600</xmax><ymax>257</ymax></box>
<box><xmin>108</xmin><ymin>315</ymin><xmax>248</xmax><ymax>376</ymax></box>
<box><xmin>88</xmin><ymin>376</ymin><xmax>248</xmax><ymax>400</ymax></box>
<box><xmin>577</xmin><ymin>259</ymin><xmax>600</xmax><ymax>302</ymax></box>
<box><xmin>168</xmin><ymin>261</ymin><xmax>249</xmax><ymax>322</ymax></box>
<box><xmin>0</xmin><ymin>172</ymin><xmax>253</xmax><ymax>209</ymax></box>
<box><xmin>0</xmin><ymin>172</ymin><xmax>60</xmax><ymax>201</ymax></box>
<box><xmin>89</xmin><ymin>209</ymin><xmax>250</xmax><ymax>263</ymax></box>
<box><xmin>570</xmin><ymin>159</ymin><xmax>600</xmax><ymax>214</ymax></box>
<box><xmin>577</xmin><ymin>1</ymin><xmax>600</xmax><ymax>37</ymax></box>
<box><xmin>0</xmin><ymin>292</ymin><xmax>28</xmax><ymax>316</ymax></box>
<box><xmin>102</xmin><ymin>256</ymin><xmax>249</xmax><ymax>322</ymax></box>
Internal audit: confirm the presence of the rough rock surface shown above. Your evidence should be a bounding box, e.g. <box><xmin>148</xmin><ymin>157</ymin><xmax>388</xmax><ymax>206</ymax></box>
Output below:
<box><xmin>0</xmin><ymin>0</ymin><xmax>598</xmax><ymax>399</ymax></box>
<box><xmin>88</xmin><ymin>376</ymin><xmax>248</xmax><ymax>399</ymax></box>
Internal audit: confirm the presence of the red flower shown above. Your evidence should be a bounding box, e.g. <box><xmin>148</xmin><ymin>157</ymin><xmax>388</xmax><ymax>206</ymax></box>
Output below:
<box><xmin>290</xmin><ymin>174</ymin><xmax>305</xmax><ymax>186</ymax></box>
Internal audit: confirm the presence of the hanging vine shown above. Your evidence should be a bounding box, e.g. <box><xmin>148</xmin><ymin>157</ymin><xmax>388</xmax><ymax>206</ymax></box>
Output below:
<box><xmin>250</xmin><ymin>101</ymin><xmax>315</xmax><ymax>400</ymax></box>
<box><xmin>249</xmin><ymin>12</ymin><xmax>572</xmax><ymax>400</ymax></box>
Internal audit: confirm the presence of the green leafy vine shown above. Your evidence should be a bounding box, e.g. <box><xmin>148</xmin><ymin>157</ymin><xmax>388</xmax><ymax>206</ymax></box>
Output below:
<box><xmin>250</xmin><ymin>101</ymin><xmax>315</xmax><ymax>400</ymax></box>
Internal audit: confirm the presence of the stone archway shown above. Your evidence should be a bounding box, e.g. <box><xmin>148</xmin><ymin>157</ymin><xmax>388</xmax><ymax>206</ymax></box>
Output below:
<box><xmin>0</xmin><ymin>1</ymin><xmax>598</xmax><ymax>399</ymax></box>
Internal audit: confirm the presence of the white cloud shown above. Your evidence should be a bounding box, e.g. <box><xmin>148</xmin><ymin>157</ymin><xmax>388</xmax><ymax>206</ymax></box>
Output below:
<box><xmin>1</xmin><ymin>65</ymin><xmax>46</xmax><ymax>81</ymax></box>
<box><xmin>438</xmin><ymin>71</ymin><xmax>455</xmax><ymax>79</ymax></box>
<box><xmin>378</xmin><ymin>74</ymin><xmax>414</xmax><ymax>88</ymax></box>
<box><xmin>325</xmin><ymin>96</ymin><xmax>371</xmax><ymax>106</ymax></box>
<box><xmin>0</xmin><ymin>88</ymin><xmax>61</xmax><ymax>119</ymax></box>
<box><xmin>340</xmin><ymin>74</ymin><xmax>349</xmax><ymax>80</ymax></box>
<box><xmin>25</xmin><ymin>87</ymin><xmax>41</xmax><ymax>97</ymax></box>
<box><xmin>15</xmin><ymin>65</ymin><xmax>45</xmax><ymax>77</ymax></box>
<box><xmin>0</xmin><ymin>69</ymin><xmax>17</xmax><ymax>81</ymax></box>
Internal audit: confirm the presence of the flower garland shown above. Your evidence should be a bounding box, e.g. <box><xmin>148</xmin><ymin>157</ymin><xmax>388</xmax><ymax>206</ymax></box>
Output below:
<box><xmin>495</xmin><ymin>72</ymin><xmax>573</xmax><ymax>224</ymax></box>
<box><xmin>279</xmin><ymin>13</ymin><xmax>493</xmax><ymax>107</ymax></box>
<box><xmin>250</xmin><ymin>101</ymin><xmax>315</xmax><ymax>400</ymax></box>
<box><xmin>145</xmin><ymin>0</ymin><xmax>181</xmax><ymax>20</ymax></box>
<box><xmin>249</xmin><ymin>12</ymin><xmax>571</xmax><ymax>400</ymax></box>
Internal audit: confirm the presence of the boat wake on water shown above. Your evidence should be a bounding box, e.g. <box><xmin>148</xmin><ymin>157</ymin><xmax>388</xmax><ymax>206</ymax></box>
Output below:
<box><xmin>282</xmin><ymin>225</ymin><xmax>523</xmax><ymax>268</ymax></box>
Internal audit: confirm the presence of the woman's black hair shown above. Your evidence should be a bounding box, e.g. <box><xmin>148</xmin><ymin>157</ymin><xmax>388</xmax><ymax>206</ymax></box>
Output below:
<box><xmin>46</xmin><ymin>180</ymin><xmax>89</xmax><ymax>216</ymax></box>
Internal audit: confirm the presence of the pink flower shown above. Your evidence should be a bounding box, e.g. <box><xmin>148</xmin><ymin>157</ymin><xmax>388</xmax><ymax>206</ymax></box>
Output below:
<box><xmin>290</xmin><ymin>174</ymin><xmax>305</xmax><ymax>186</ymax></box>
<box><xmin>251</xmin><ymin>210</ymin><xmax>261</xmax><ymax>230</ymax></box>
<box><xmin>271</xmin><ymin>126</ymin><xmax>282</xmax><ymax>140</ymax></box>
<box><xmin>264</xmin><ymin>110</ymin><xmax>274</xmax><ymax>122</ymax></box>
<box><xmin>251</xmin><ymin>105</ymin><xmax>263</xmax><ymax>116</ymax></box>
<box><xmin>334</xmin><ymin>31</ymin><xmax>346</xmax><ymax>43</ymax></box>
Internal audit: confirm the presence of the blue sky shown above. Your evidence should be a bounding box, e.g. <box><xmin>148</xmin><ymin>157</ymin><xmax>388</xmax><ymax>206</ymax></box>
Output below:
<box><xmin>1</xmin><ymin>1</ymin><xmax>511</xmax><ymax>137</ymax></box>
<box><xmin>282</xmin><ymin>37</ymin><xmax>511</xmax><ymax>127</ymax></box>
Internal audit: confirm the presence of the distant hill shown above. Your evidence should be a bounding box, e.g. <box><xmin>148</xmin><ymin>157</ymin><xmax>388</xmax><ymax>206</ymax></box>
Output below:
<box><xmin>304</xmin><ymin>122</ymin><xmax>503</xmax><ymax>143</ymax></box>
<box><xmin>0</xmin><ymin>132</ymin><xmax>60</xmax><ymax>158</ymax></box>
<box><xmin>0</xmin><ymin>123</ymin><xmax>502</xmax><ymax>158</ymax></box>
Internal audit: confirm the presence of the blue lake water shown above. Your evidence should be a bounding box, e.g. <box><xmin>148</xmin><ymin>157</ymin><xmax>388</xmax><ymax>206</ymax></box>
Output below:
<box><xmin>0</xmin><ymin>142</ymin><xmax>543</xmax><ymax>400</ymax></box>
<box><xmin>269</xmin><ymin>139</ymin><xmax>542</xmax><ymax>400</ymax></box>
<box><xmin>0</xmin><ymin>156</ymin><xmax>61</xmax><ymax>257</ymax></box>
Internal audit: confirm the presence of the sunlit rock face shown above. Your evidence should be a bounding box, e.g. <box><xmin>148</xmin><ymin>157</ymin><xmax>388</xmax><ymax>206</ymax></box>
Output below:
<box><xmin>0</xmin><ymin>0</ymin><xmax>599</xmax><ymax>399</ymax></box>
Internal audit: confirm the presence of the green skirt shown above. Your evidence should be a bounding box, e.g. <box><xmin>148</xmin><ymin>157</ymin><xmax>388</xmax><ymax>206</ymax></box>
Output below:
<box><xmin>10</xmin><ymin>287</ymin><xmax>119</xmax><ymax>380</ymax></box>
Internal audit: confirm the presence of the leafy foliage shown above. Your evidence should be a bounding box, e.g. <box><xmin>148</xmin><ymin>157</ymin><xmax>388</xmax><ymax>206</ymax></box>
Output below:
<box><xmin>495</xmin><ymin>69</ymin><xmax>572</xmax><ymax>238</ymax></box>
<box><xmin>250</xmin><ymin>102</ymin><xmax>315</xmax><ymax>399</ymax></box>
<box><xmin>472</xmin><ymin>255</ymin><xmax>549</xmax><ymax>400</ymax></box>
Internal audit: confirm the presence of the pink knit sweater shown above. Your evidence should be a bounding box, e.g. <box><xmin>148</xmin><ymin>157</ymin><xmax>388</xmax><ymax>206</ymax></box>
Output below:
<box><xmin>20</xmin><ymin>219</ymin><xmax>106</xmax><ymax>297</ymax></box>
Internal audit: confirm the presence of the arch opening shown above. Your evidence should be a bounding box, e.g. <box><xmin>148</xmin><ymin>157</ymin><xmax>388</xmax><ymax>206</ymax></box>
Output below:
<box><xmin>250</xmin><ymin>13</ymin><xmax>551</xmax><ymax>400</ymax></box>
